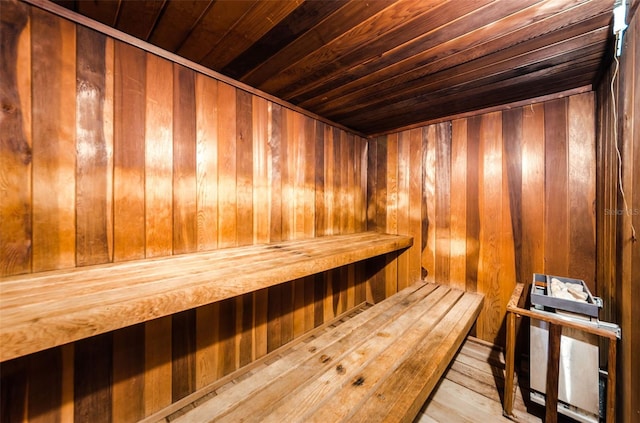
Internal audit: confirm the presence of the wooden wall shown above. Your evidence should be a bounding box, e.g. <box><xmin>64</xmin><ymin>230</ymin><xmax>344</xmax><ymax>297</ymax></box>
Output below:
<box><xmin>368</xmin><ymin>92</ymin><xmax>597</xmax><ymax>345</ymax></box>
<box><xmin>596</xmin><ymin>6</ymin><xmax>639</xmax><ymax>421</ymax></box>
<box><xmin>0</xmin><ymin>2</ymin><xmax>370</xmax><ymax>422</ymax></box>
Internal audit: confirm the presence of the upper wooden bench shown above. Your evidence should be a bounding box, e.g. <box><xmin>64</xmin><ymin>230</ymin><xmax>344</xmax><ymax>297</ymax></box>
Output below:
<box><xmin>171</xmin><ymin>282</ymin><xmax>483</xmax><ymax>423</ymax></box>
<box><xmin>0</xmin><ymin>232</ymin><xmax>412</xmax><ymax>362</ymax></box>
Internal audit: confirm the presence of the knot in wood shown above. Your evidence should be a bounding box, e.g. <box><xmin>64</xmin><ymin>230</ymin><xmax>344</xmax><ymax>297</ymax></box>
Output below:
<box><xmin>352</xmin><ymin>376</ymin><xmax>365</xmax><ymax>386</ymax></box>
<box><xmin>319</xmin><ymin>354</ymin><xmax>331</xmax><ymax>363</ymax></box>
<box><xmin>336</xmin><ymin>364</ymin><xmax>346</xmax><ymax>375</ymax></box>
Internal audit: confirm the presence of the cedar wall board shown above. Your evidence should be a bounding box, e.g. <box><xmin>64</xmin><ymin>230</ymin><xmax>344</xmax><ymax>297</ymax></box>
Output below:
<box><xmin>0</xmin><ymin>3</ymin><xmax>374</xmax><ymax>422</ymax></box>
<box><xmin>368</xmin><ymin>92</ymin><xmax>597</xmax><ymax>346</ymax></box>
<box><xmin>596</xmin><ymin>6</ymin><xmax>639</xmax><ymax>422</ymax></box>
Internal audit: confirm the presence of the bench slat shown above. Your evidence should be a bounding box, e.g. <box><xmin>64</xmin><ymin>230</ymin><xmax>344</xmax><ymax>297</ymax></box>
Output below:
<box><xmin>175</xmin><ymin>282</ymin><xmax>439</xmax><ymax>423</ymax></box>
<box><xmin>0</xmin><ymin>232</ymin><xmax>412</xmax><ymax>362</ymax></box>
<box><xmin>173</xmin><ymin>283</ymin><xmax>483</xmax><ymax>423</ymax></box>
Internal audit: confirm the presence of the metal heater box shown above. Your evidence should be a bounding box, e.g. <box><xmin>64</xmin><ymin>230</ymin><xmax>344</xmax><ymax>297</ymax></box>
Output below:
<box><xmin>529</xmin><ymin>273</ymin><xmax>601</xmax><ymax>423</ymax></box>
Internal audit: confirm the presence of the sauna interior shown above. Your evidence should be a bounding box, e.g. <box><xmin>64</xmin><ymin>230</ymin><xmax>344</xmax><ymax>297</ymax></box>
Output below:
<box><xmin>0</xmin><ymin>0</ymin><xmax>638</xmax><ymax>422</ymax></box>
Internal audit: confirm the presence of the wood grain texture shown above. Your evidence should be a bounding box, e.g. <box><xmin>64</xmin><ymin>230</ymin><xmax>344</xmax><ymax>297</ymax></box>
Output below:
<box><xmin>596</xmin><ymin>11</ymin><xmax>640</xmax><ymax>422</ymax></box>
<box><xmin>145</xmin><ymin>53</ymin><xmax>173</xmax><ymax>258</ymax></box>
<box><xmin>172</xmin><ymin>65</ymin><xmax>197</xmax><ymax>255</ymax></box>
<box><xmin>76</xmin><ymin>25</ymin><xmax>110</xmax><ymax>267</ymax></box>
<box><xmin>74</xmin><ymin>334</ymin><xmax>112</xmax><ymax>423</ymax></box>
<box><xmin>113</xmin><ymin>41</ymin><xmax>146</xmax><ymax>262</ymax></box>
<box><xmin>112</xmin><ymin>325</ymin><xmax>145</xmax><ymax>423</ymax></box>
<box><xmin>0</xmin><ymin>0</ymin><xmax>31</xmax><ymax>276</ymax></box>
<box><xmin>195</xmin><ymin>73</ymin><xmax>218</xmax><ymax>251</ymax></box>
<box><xmin>31</xmin><ymin>7</ymin><xmax>76</xmax><ymax>272</ymax></box>
<box><xmin>367</xmin><ymin>93</ymin><xmax>596</xmax><ymax>346</ymax></box>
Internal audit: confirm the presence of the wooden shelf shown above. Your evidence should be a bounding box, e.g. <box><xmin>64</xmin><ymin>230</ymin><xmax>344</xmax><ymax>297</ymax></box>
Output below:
<box><xmin>0</xmin><ymin>232</ymin><xmax>412</xmax><ymax>362</ymax></box>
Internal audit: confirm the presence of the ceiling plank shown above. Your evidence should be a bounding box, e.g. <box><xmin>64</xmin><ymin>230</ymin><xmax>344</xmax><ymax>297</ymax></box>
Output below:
<box><xmin>76</xmin><ymin>0</ymin><xmax>120</xmax><ymax>27</ymax></box>
<box><xmin>176</xmin><ymin>0</ymin><xmax>255</xmax><ymax>63</ymax></box>
<box><xmin>199</xmin><ymin>0</ymin><xmax>303</xmax><ymax>71</ymax></box>
<box><xmin>148</xmin><ymin>0</ymin><xmax>213</xmax><ymax>53</ymax></box>
<box><xmin>258</xmin><ymin>0</ymin><xmax>448</xmax><ymax>95</ymax></box>
<box><xmin>239</xmin><ymin>0</ymin><xmax>396</xmax><ymax>88</ymax></box>
<box><xmin>302</xmin><ymin>0</ymin><xmax>612</xmax><ymax>113</ymax></box>
<box><xmin>349</xmin><ymin>56</ymin><xmax>602</xmax><ymax>133</ymax></box>
<box><xmin>280</xmin><ymin>0</ymin><xmax>510</xmax><ymax>101</ymax></box>
<box><xmin>323</xmin><ymin>23</ymin><xmax>610</xmax><ymax>121</ymax></box>
<box><xmin>115</xmin><ymin>0</ymin><xmax>167</xmax><ymax>41</ymax></box>
<box><xmin>221</xmin><ymin>0</ymin><xmax>348</xmax><ymax>80</ymax></box>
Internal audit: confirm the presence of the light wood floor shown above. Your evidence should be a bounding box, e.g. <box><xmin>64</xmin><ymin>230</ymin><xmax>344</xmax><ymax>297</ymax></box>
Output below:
<box><xmin>416</xmin><ymin>337</ymin><xmax>543</xmax><ymax>423</ymax></box>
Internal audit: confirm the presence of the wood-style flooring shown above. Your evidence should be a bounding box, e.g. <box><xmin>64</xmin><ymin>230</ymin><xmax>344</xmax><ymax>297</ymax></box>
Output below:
<box><xmin>416</xmin><ymin>337</ymin><xmax>543</xmax><ymax>423</ymax></box>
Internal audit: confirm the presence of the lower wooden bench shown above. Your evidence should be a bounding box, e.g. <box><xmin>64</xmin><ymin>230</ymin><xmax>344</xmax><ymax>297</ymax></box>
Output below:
<box><xmin>170</xmin><ymin>282</ymin><xmax>483</xmax><ymax>423</ymax></box>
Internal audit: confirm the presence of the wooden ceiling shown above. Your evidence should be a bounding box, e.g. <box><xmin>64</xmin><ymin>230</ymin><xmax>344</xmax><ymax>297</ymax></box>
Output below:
<box><xmin>52</xmin><ymin>0</ymin><xmax>625</xmax><ymax>135</ymax></box>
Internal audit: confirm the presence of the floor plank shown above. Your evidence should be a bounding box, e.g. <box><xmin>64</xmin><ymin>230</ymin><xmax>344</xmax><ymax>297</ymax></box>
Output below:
<box><xmin>416</xmin><ymin>337</ymin><xmax>542</xmax><ymax>423</ymax></box>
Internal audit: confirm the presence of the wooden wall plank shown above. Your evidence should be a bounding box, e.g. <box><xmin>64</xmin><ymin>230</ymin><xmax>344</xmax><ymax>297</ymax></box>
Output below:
<box><xmin>421</xmin><ymin>125</ymin><xmax>436</xmax><ymax>283</ymax></box>
<box><xmin>144</xmin><ymin>317</ymin><xmax>172</xmax><ymax>415</ymax></box>
<box><xmin>544</xmin><ymin>98</ymin><xmax>569</xmax><ymax>276</ymax></box>
<box><xmin>253</xmin><ymin>96</ymin><xmax>270</xmax><ymax>244</ymax></box>
<box><xmin>28</xmin><ymin>348</ymin><xmax>63</xmax><ymax>423</ymax></box>
<box><xmin>195</xmin><ymin>302</ymin><xmax>219</xmax><ymax>389</ymax></box>
<box><xmin>112</xmin><ymin>326</ymin><xmax>145</xmax><ymax>423</ymax></box>
<box><xmin>407</xmin><ymin>128</ymin><xmax>423</xmax><ymax>284</ymax></box>
<box><xmin>449</xmin><ymin>119</ymin><xmax>467</xmax><ymax>290</ymax></box>
<box><xmin>385</xmin><ymin>133</ymin><xmax>398</xmax><ymax>296</ymax></box>
<box><xmin>236</xmin><ymin>89</ymin><xmax>254</xmax><ymax>246</ymax></box>
<box><xmin>145</xmin><ymin>53</ymin><xmax>173</xmax><ymax>257</ymax></box>
<box><xmin>172</xmin><ymin>65</ymin><xmax>197</xmax><ymax>255</ymax></box>
<box><xmin>74</xmin><ymin>335</ymin><xmax>112</xmax><ymax>423</ymax></box>
<box><xmin>0</xmin><ymin>0</ymin><xmax>31</xmax><ymax>276</ymax></box>
<box><xmin>315</xmin><ymin>122</ymin><xmax>326</xmax><ymax>236</ymax></box>
<box><xmin>568</xmin><ymin>93</ymin><xmax>596</xmax><ymax>291</ymax></box>
<box><xmin>195</xmin><ymin>74</ymin><xmax>218</xmax><ymax>251</ymax></box>
<box><xmin>465</xmin><ymin>116</ymin><xmax>481</xmax><ymax>294</ymax></box>
<box><xmin>75</xmin><ymin>26</ymin><xmax>110</xmax><ymax>267</ymax></box>
<box><xmin>476</xmin><ymin>112</ymin><xmax>503</xmax><ymax>343</ymax></box>
<box><xmin>31</xmin><ymin>8</ymin><xmax>76</xmax><ymax>272</ymax></box>
<box><xmin>217</xmin><ymin>82</ymin><xmax>237</xmax><ymax>249</ymax></box>
<box><xmin>502</xmin><ymin>108</ymin><xmax>522</xmax><ymax>284</ymax></box>
<box><xmin>396</xmin><ymin>132</ymin><xmax>410</xmax><ymax>289</ymax></box>
<box><xmin>113</xmin><ymin>41</ymin><xmax>146</xmax><ymax>262</ymax></box>
<box><xmin>435</xmin><ymin>122</ymin><xmax>451</xmax><ymax>284</ymax></box>
<box><xmin>172</xmin><ymin>310</ymin><xmax>196</xmax><ymax>402</ymax></box>
<box><xmin>521</xmin><ymin>103</ymin><xmax>545</xmax><ymax>282</ymax></box>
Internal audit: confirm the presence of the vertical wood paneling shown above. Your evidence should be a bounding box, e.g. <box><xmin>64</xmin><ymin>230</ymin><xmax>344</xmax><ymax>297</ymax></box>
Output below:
<box><xmin>396</xmin><ymin>132</ymin><xmax>410</xmax><ymax>289</ymax></box>
<box><xmin>521</xmin><ymin>103</ymin><xmax>545</xmax><ymax>284</ymax></box>
<box><xmin>422</xmin><ymin>126</ymin><xmax>436</xmax><ymax>283</ymax></box>
<box><xmin>0</xmin><ymin>0</ymin><xmax>31</xmax><ymax>276</ymax></box>
<box><xmin>195</xmin><ymin>74</ymin><xmax>218</xmax><ymax>251</ymax></box>
<box><xmin>568</xmin><ymin>93</ymin><xmax>596</xmax><ymax>291</ymax></box>
<box><xmin>450</xmin><ymin>119</ymin><xmax>467</xmax><ymax>290</ymax></box>
<box><xmin>385</xmin><ymin>133</ymin><xmax>398</xmax><ymax>296</ymax></box>
<box><xmin>31</xmin><ymin>8</ymin><xmax>76</xmax><ymax>272</ymax></box>
<box><xmin>145</xmin><ymin>54</ymin><xmax>173</xmax><ymax>257</ymax></box>
<box><xmin>408</xmin><ymin>128</ymin><xmax>422</xmax><ymax>284</ymax></box>
<box><xmin>217</xmin><ymin>82</ymin><xmax>237</xmax><ymax>248</ymax></box>
<box><xmin>113</xmin><ymin>41</ymin><xmax>146</xmax><ymax>262</ymax></box>
<box><xmin>74</xmin><ymin>335</ymin><xmax>112</xmax><ymax>423</ymax></box>
<box><xmin>544</xmin><ymin>98</ymin><xmax>570</xmax><ymax>276</ymax></box>
<box><xmin>435</xmin><ymin>122</ymin><xmax>451</xmax><ymax>285</ymax></box>
<box><xmin>112</xmin><ymin>326</ymin><xmax>145</xmax><ymax>422</ymax></box>
<box><xmin>367</xmin><ymin>93</ymin><xmax>595</xmax><ymax>346</ymax></box>
<box><xmin>172</xmin><ymin>310</ymin><xmax>196</xmax><ymax>401</ymax></box>
<box><xmin>596</xmin><ymin>12</ymin><xmax>640</xmax><ymax>421</ymax></box>
<box><xmin>172</xmin><ymin>65</ymin><xmax>197</xmax><ymax>255</ymax></box>
<box><xmin>144</xmin><ymin>318</ymin><xmax>172</xmax><ymax>415</ymax></box>
<box><xmin>477</xmin><ymin>112</ymin><xmax>503</xmax><ymax>343</ymax></box>
<box><xmin>29</xmin><ymin>349</ymin><xmax>63</xmax><ymax>423</ymax></box>
<box><xmin>465</xmin><ymin>116</ymin><xmax>481</xmax><ymax>295</ymax></box>
<box><xmin>76</xmin><ymin>26</ymin><xmax>110</xmax><ymax>267</ymax></box>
